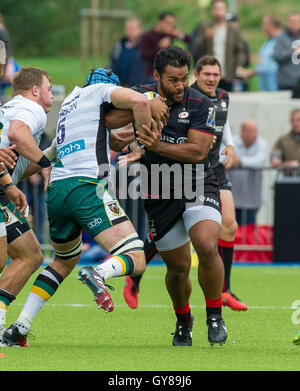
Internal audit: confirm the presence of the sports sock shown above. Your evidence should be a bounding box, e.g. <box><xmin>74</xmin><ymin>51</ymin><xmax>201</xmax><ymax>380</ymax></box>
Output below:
<box><xmin>205</xmin><ymin>297</ymin><xmax>223</xmax><ymax>317</ymax></box>
<box><xmin>94</xmin><ymin>254</ymin><xmax>135</xmax><ymax>280</ymax></box>
<box><xmin>15</xmin><ymin>265</ymin><xmax>64</xmax><ymax>332</ymax></box>
<box><xmin>131</xmin><ymin>233</ymin><xmax>157</xmax><ymax>286</ymax></box>
<box><xmin>0</xmin><ymin>289</ymin><xmax>16</xmax><ymax>329</ymax></box>
<box><xmin>218</xmin><ymin>239</ymin><xmax>234</xmax><ymax>292</ymax></box>
<box><xmin>173</xmin><ymin>302</ymin><xmax>192</xmax><ymax>324</ymax></box>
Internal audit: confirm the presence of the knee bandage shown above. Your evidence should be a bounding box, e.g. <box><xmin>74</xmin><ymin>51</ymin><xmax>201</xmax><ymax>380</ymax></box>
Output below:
<box><xmin>109</xmin><ymin>233</ymin><xmax>144</xmax><ymax>256</ymax></box>
<box><xmin>54</xmin><ymin>240</ymin><xmax>82</xmax><ymax>260</ymax></box>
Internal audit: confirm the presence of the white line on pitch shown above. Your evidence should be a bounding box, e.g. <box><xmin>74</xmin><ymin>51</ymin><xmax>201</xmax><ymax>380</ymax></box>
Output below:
<box><xmin>15</xmin><ymin>303</ymin><xmax>298</xmax><ymax>310</ymax></box>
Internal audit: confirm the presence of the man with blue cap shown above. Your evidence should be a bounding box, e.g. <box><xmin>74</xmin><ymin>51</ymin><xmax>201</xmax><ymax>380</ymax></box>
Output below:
<box><xmin>1</xmin><ymin>67</ymin><xmax>156</xmax><ymax>347</ymax></box>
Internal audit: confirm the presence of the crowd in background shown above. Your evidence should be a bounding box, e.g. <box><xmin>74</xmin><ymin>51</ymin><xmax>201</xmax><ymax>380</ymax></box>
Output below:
<box><xmin>110</xmin><ymin>1</ymin><xmax>300</xmax><ymax>94</ymax></box>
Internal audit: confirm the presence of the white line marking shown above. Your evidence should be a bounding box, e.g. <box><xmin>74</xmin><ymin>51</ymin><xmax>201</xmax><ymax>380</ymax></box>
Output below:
<box><xmin>15</xmin><ymin>303</ymin><xmax>298</xmax><ymax>310</ymax></box>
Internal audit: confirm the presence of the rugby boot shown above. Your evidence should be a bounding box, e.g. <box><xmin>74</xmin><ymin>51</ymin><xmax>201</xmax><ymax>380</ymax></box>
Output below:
<box><xmin>292</xmin><ymin>331</ymin><xmax>300</xmax><ymax>346</ymax></box>
<box><xmin>78</xmin><ymin>266</ymin><xmax>114</xmax><ymax>312</ymax></box>
<box><xmin>172</xmin><ymin>314</ymin><xmax>194</xmax><ymax>346</ymax></box>
<box><xmin>221</xmin><ymin>290</ymin><xmax>248</xmax><ymax>311</ymax></box>
<box><xmin>123</xmin><ymin>276</ymin><xmax>139</xmax><ymax>309</ymax></box>
<box><xmin>206</xmin><ymin>313</ymin><xmax>227</xmax><ymax>346</ymax></box>
<box><xmin>1</xmin><ymin>323</ymin><xmax>31</xmax><ymax>347</ymax></box>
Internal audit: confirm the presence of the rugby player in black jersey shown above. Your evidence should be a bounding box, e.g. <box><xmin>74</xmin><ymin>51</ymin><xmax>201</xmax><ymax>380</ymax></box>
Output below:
<box><xmin>191</xmin><ymin>56</ymin><xmax>247</xmax><ymax>311</ymax></box>
<box><xmin>124</xmin><ymin>55</ymin><xmax>248</xmax><ymax>312</ymax></box>
<box><xmin>106</xmin><ymin>46</ymin><xmax>228</xmax><ymax>346</ymax></box>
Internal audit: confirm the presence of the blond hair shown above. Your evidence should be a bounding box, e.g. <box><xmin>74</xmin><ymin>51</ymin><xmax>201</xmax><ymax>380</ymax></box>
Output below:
<box><xmin>12</xmin><ymin>67</ymin><xmax>51</xmax><ymax>96</ymax></box>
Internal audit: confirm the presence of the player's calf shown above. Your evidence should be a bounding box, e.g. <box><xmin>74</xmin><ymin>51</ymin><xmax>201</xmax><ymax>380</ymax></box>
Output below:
<box><xmin>79</xmin><ymin>233</ymin><xmax>145</xmax><ymax>311</ymax></box>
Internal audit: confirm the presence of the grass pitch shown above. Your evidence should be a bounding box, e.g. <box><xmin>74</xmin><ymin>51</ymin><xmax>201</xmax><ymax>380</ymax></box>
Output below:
<box><xmin>0</xmin><ymin>264</ymin><xmax>299</xmax><ymax>372</ymax></box>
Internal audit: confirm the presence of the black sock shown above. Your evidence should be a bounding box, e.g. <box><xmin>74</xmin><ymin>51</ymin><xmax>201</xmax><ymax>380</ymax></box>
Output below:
<box><xmin>218</xmin><ymin>244</ymin><xmax>234</xmax><ymax>292</ymax></box>
<box><xmin>0</xmin><ymin>288</ymin><xmax>16</xmax><ymax>307</ymax></box>
<box><xmin>173</xmin><ymin>303</ymin><xmax>192</xmax><ymax>325</ymax></box>
<box><xmin>131</xmin><ymin>233</ymin><xmax>157</xmax><ymax>286</ymax></box>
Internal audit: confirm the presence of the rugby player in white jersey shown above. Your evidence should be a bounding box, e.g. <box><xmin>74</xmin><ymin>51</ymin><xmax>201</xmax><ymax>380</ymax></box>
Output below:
<box><xmin>0</xmin><ymin>67</ymin><xmax>53</xmax><ymax>346</ymax></box>
<box><xmin>1</xmin><ymin>68</ymin><xmax>158</xmax><ymax>347</ymax></box>
<box><xmin>0</xmin><ymin>39</ymin><xmax>28</xmax><ymax>273</ymax></box>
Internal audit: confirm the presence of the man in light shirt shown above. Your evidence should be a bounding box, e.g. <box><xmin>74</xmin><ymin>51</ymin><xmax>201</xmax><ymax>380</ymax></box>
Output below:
<box><xmin>228</xmin><ymin>120</ymin><xmax>268</xmax><ymax>225</ymax></box>
<box><xmin>192</xmin><ymin>0</ymin><xmax>245</xmax><ymax>91</ymax></box>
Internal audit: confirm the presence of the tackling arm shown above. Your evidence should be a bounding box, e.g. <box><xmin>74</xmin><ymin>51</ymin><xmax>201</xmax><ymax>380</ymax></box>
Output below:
<box><xmin>8</xmin><ymin>120</ymin><xmax>45</xmax><ymax>163</ymax></box>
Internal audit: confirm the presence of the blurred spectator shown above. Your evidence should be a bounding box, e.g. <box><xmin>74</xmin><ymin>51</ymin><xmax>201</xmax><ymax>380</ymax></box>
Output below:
<box><xmin>140</xmin><ymin>11</ymin><xmax>192</xmax><ymax>79</ymax></box>
<box><xmin>241</xmin><ymin>15</ymin><xmax>282</xmax><ymax>91</ymax></box>
<box><xmin>271</xmin><ymin>108</ymin><xmax>300</xmax><ymax>173</ymax></box>
<box><xmin>228</xmin><ymin>120</ymin><xmax>268</xmax><ymax>225</ymax></box>
<box><xmin>273</xmin><ymin>12</ymin><xmax>300</xmax><ymax>91</ymax></box>
<box><xmin>110</xmin><ymin>17</ymin><xmax>150</xmax><ymax>87</ymax></box>
<box><xmin>191</xmin><ymin>0</ymin><xmax>245</xmax><ymax>91</ymax></box>
<box><xmin>0</xmin><ymin>13</ymin><xmax>20</xmax><ymax>97</ymax></box>
<box><xmin>0</xmin><ymin>13</ymin><xmax>11</xmax><ymax>60</ymax></box>
<box><xmin>226</xmin><ymin>14</ymin><xmax>251</xmax><ymax>92</ymax></box>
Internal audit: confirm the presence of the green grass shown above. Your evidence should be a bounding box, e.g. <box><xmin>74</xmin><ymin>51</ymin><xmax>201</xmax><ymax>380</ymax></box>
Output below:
<box><xmin>1</xmin><ymin>264</ymin><xmax>300</xmax><ymax>371</ymax></box>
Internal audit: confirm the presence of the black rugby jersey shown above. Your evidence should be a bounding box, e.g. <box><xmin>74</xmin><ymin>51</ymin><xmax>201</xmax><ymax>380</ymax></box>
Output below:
<box><xmin>132</xmin><ymin>82</ymin><xmax>218</xmax><ymax>199</ymax></box>
<box><xmin>190</xmin><ymin>83</ymin><xmax>229</xmax><ymax>168</ymax></box>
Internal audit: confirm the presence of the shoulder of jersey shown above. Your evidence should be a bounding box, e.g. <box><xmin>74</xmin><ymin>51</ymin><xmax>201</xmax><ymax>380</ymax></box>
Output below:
<box><xmin>187</xmin><ymin>86</ymin><xmax>212</xmax><ymax>105</ymax></box>
<box><xmin>132</xmin><ymin>82</ymin><xmax>157</xmax><ymax>94</ymax></box>
<box><xmin>216</xmin><ymin>88</ymin><xmax>229</xmax><ymax>101</ymax></box>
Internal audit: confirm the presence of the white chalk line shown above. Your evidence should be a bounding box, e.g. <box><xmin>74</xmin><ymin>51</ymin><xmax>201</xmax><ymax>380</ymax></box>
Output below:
<box><xmin>15</xmin><ymin>302</ymin><xmax>298</xmax><ymax>310</ymax></box>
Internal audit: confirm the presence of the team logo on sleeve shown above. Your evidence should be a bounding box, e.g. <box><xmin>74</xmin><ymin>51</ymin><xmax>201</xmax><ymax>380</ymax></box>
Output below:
<box><xmin>206</xmin><ymin>107</ymin><xmax>216</xmax><ymax>129</ymax></box>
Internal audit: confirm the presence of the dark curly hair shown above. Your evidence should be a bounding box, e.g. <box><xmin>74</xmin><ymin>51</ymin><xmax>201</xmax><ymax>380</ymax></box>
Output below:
<box><xmin>153</xmin><ymin>46</ymin><xmax>191</xmax><ymax>76</ymax></box>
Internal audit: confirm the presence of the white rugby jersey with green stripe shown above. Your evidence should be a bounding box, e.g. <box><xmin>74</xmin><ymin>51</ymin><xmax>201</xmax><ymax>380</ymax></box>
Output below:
<box><xmin>0</xmin><ymin>95</ymin><xmax>47</xmax><ymax>184</ymax></box>
<box><xmin>50</xmin><ymin>83</ymin><xmax>120</xmax><ymax>183</ymax></box>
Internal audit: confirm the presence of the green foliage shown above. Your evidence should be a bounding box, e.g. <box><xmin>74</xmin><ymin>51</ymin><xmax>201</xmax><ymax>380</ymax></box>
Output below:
<box><xmin>0</xmin><ymin>0</ymin><xmax>298</xmax><ymax>59</ymax></box>
<box><xmin>0</xmin><ymin>0</ymin><xmax>88</xmax><ymax>56</ymax></box>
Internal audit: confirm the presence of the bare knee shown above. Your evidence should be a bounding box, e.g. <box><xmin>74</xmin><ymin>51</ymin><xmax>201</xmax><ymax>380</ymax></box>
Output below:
<box><xmin>51</xmin><ymin>256</ymin><xmax>80</xmax><ymax>278</ymax></box>
<box><xmin>29</xmin><ymin>248</ymin><xmax>44</xmax><ymax>272</ymax></box>
<box><xmin>130</xmin><ymin>251</ymin><xmax>146</xmax><ymax>276</ymax></box>
<box><xmin>165</xmin><ymin>260</ymin><xmax>191</xmax><ymax>283</ymax></box>
<box><xmin>195</xmin><ymin>240</ymin><xmax>218</xmax><ymax>265</ymax></box>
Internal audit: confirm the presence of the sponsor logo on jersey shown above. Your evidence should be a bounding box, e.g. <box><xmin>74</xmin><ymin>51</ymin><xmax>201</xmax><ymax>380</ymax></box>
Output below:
<box><xmin>215</xmin><ymin>125</ymin><xmax>224</xmax><ymax>133</ymax></box>
<box><xmin>198</xmin><ymin>195</ymin><xmax>220</xmax><ymax>207</ymax></box>
<box><xmin>221</xmin><ymin>100</ymin><xmax>227</xmax><ymax>110</ymax></box>
<box><xmin>178</xmin><ymin>111</ymin><xmax>189</xmax><ymax>119</ymax></box>
<box><xmin>87</xmin><ymin>217</ymin><xmax>103</xmax><ymax>229</ymax></box>
<box><xmin>161</xmin><ymin>135</ymin><xmax>188</xmax><ymax>144</ymax></box>
<box><xmin>206</xmin><ymin>107</ymin><xmax>216</xmax><ymax>129</ymax></box>
<box><xmin>178</xmin><ymin>111</ymin><xmax>190</xmax><ymax>124</ymax></box>
<box><xmin>57</xmin><ymin>139</ymin><xmax>86</xmax><ymax>159</ymax></box>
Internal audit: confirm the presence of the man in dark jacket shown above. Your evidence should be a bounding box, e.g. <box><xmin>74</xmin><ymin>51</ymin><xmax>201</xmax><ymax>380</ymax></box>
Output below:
<box><xmin>273</xmin><ymin>12</ymin><xmax>300</xmax><ymax>91</ymax></box>
<box><xmin>191</xmin><ymin>0</ymin><xmax>245</xmax><ymax>91</ymax></box>
<box><xmin>110</xmin><ymin>17</ymin><xmax>149</xmax><ymax>86</ymax></box>
<box><xmin>140</xmin><ymin>11</ymin><xmax>192</xmax><ymax>79</ymax></box>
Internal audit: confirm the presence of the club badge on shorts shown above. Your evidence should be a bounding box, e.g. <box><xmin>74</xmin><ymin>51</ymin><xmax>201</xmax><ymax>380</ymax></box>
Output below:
<box><xmin>103</xmin><ymin>192</ymin><xmax>126</xmax><ymax>222</ymax></box>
